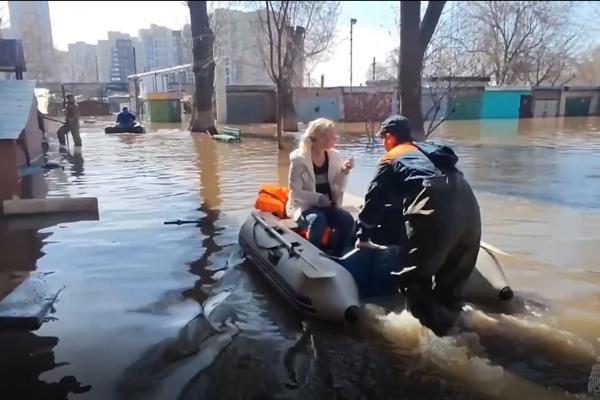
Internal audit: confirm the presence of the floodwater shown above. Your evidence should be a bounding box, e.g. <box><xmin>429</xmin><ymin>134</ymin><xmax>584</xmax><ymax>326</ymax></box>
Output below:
<box><xmin>1</xmin><ymin>117</ymin><xmax>599</xmax><ymax>399</ymax></box>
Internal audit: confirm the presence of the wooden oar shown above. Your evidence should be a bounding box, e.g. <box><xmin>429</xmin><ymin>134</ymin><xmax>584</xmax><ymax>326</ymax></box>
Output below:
<box><xmin>41</xmin><ymin>115</ymin><xmax>65</xmax><ymax>124</ymax></box>
<box><xmin>251</xmin><ymin>212</ymin><xmax>335</xmax><ymax>279</ymax></box>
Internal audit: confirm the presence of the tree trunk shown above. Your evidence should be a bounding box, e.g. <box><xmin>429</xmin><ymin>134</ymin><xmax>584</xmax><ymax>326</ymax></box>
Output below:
<box><xmin>188</xmin><ymin>1</ymin><xmax>215</xmax><ymax>133</ymax></box>
<box><xmin>399</xmin><ymin>0</ymin><xmax>445</xmax><ymax>140</ymax></box>
<box><xmin>400</xmin><ymin>1</ymin><xmax>425</xmax><ymax>140</ymax></box>
<box><xmin>281</xmin><ymin>79</ymin><xmax>298</xmax><ymax>132</ymax></box>
<box><xmin>275</xmin><ymin>81</ymin><xmax>283</xmax><ymax>150</ymax></box>
<box><xmin>280</xmin><ymin>26</ymin><xmax>303</xmax><ymax>133</ymax></box>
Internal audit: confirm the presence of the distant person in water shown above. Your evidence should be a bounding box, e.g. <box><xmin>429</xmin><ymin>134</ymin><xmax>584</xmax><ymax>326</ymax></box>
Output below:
<box><xmin>116</xmin><ymin>107</ymin><xmax>136</xmax><ymax>129</ymax></box>
<box><xmin>57</xmin><ymin>94</ymin><xmax>82</xmax><ymax>148</ymax></box>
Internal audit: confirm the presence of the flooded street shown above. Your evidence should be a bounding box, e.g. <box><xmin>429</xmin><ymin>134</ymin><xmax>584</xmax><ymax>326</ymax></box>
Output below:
<box><xmin>1</xmin><ymin>117</ymin><xmax>599</xmax><ymax>399</ymax></box>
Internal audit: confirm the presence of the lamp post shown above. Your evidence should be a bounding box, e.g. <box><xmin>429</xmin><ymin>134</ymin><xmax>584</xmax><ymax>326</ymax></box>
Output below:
<box><xmin>350</xmin><ymin>18</ymin><xmax>357</xmax><ymax>91</ymax></box>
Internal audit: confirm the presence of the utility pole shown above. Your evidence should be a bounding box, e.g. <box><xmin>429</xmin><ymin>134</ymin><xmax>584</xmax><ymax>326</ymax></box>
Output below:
<box><xmin>372</xmin><ymin>57</ymin><xmax>376</xmax><ymax>81</ymax></box>
<box><xmin>132</xmin><ymin>47</ymin><xmax>137</xmax><ymax>75</ymax></box>
<box><xmin>95</xmin><ymin>55</ymin><xmax>100</xmax><ymax>83</ymax></box>
<box><xmin>350</xmin><ymin>18</ymin><xmax>357</xmax><ymax>91</ymax></box>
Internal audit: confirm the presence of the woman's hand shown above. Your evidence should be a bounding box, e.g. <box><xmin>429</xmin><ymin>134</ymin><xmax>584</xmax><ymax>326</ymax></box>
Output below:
<box><xmin>342</xmin><ymin>156</ymin><xmax>354</xmax><ymax>174</ymax></box>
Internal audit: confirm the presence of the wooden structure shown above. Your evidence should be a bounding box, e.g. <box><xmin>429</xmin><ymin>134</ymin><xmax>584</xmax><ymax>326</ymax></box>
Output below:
<box><xmin>0</xmin><ymin>80</ymin><xmax>45</xmax><ymax>201</ymax></box>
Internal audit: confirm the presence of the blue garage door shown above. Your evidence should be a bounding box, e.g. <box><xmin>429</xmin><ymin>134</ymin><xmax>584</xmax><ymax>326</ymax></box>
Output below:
<box><xmin>297</xmin><ymin>97</ymin><xmax>340</xmax><ymax>122</ymax></box>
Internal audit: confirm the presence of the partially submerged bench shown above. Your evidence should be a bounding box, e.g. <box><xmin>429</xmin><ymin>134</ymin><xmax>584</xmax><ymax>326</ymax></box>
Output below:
<box><xmin>213</xmin><ymin>126</ymin><xmax>241</xmax><ymax>143</ymax></box>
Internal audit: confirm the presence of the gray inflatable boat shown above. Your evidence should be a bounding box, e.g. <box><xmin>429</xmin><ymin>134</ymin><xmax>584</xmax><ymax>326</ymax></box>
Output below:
<box><xmin>239</xmin><ymin>211</ymin><xmax>513</xmax><ymax>322</ymax></box>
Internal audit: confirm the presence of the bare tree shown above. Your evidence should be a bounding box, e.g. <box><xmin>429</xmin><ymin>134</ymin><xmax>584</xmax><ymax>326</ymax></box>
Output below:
<box><xmin>521</xmin><ymin>39</ymin><xmax>578</xmax><ymax>86</ymax></box>
<box><xmin>462</xmin><ymin>1</ymin><xmax>580</xmax><ymax>86</ymax></box>
<box><xmin>365</xmin><ymin>61</ymin><xmax>396</xmax><ymax>82</ymax></box>
<box><xmin>188</xmin><ymin>1</ymin><xmax>216</xmax><ymax>133</ymax></box>
<box><xmin>573</xmin><ymin>46</ymin><xmax>600</xmax><ymax>85</ymax></box>
<box><xmin>256</xmin><ymin>1</ymin><xmax>340</xmax><ymax>149</ymax></box>
<box><xmin>399</xmin><ymin>1</ymin><xmax>446</xmax><ymax>140</ymax></box>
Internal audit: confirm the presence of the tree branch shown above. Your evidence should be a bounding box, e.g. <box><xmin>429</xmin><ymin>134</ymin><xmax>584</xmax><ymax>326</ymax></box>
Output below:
<box><xmin>265</xmin><ymin>1</ymin><xmax>278</xmax><ymax>82</ymax></box>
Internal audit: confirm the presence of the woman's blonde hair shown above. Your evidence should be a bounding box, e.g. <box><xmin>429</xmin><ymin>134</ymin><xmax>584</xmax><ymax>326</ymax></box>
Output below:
<box><xmin>299</xmin><ymin>118</ymin><xmax>335</xmax><ymax>156</ymax></box>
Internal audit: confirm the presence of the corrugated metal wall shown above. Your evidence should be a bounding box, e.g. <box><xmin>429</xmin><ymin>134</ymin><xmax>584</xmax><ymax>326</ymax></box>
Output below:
<box><xmin>343</xmin><ymin>92</ymin><xmax>392</xmax><ymax>122</ymax></box>
<box><xmin>447</xmin><ymin>94</ymin><xmax>483</xmax><ymax>120</ymax></box>
<box><xmin>421</xmin><ymin>91</ymin><xmax>448</xmax><ymax>121</ymax></box>
<box><xmin>564</xmin><ymin>97</ymin><xmax>592</xmax><ymax>117</ymax></box>
<box><xmin>481</xmin><ymin>90</ymin><xmax>530</xmax><ymax>119</ymax></box>
<box><xmin>533</xmin><ymin>100</ymin><xmax>559</xmax><ymax>118</ymax></box>
<box><xmin>296</xmin><ymin>96</ymin><xmax>340</xmax><ymax>122</ymax></box>
<box><xmin>227</xmin><ymin>91</ymin><xmax>275</xmax><ymax>124</ymax></box>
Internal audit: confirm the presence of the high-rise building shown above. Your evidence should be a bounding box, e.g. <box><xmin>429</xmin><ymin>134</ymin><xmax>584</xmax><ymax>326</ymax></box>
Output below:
<box><xmin>212</xmin><ymin>9</ymin><xmax>272</xmax><ymax>86</ymax></box>
<box><xmin>67</xmin><ymin>42</ymin><xmax>98</xmax><ymax>82</ymax></box>
<box><xmin>172</xmin><ymin>31</ymin><xmax>185</xmax><ymax>65</ymax></box>
<box><xmin>54</xmin><ymin>50</ymin><xmax>70</xmax><ymax>83</ymax></box>
<box><xmin>7</xmin><ymin>1</ymin><xmax>56</xmax><ymax>83</ymax></box>
<box><xmin>96</xmin><ymin>32</ymin><xmax>139</xmax><ymax>83</ymax></box>
<box><xmin>138</xmin><ymin>24</ymin><xmax>179</xmax><ymax>72</ymax></box>
<box><xmin>212</xmin><ymin>9</ymin><xmax>304</xmax><ymax>87</ymax></box>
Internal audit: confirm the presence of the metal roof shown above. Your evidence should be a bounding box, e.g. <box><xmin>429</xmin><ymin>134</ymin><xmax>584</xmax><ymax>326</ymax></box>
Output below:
<box><xmin>0</xmin><ymin>80</ymin><xmax>36</xmax><ymax>140</ymax></box>
<box><xmin>127</xmin><ymin>63</ymin><xmax>192</xmax><ymax>79</ymax></box>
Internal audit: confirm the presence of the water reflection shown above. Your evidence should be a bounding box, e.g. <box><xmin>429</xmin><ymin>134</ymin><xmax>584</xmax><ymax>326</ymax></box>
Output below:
<box><xmin>183</xmin><ymin>135</ymin><xmax>224</xmax><ymax>303</ymax></box>
<box><xmin>0</xmin><ymin>331</ymin><xmax>91</xmax><ymax>399</ymax></box>
<box><xmin>59</xmin><ymin>149</ymin><xmax>84</xmax><ymax>177</ymax></box>
<box><xmin>0</xmin><ymin>228</ymin><xmax>46</xmax><ymax>298</ymax></box>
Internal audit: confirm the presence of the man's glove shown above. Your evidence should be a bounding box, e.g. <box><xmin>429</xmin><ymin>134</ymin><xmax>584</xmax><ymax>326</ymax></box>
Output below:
<box><xmin>355</xmin><ymin>238</ymin><xmax>388</xmax><ymax>250</ymax></box>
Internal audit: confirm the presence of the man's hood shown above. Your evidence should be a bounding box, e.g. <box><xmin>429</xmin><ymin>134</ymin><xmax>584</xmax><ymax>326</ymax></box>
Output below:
<box><xmin>414</xmin><ymin>142</ymin><xmax>459</xmax><ymax>169</ymax></box>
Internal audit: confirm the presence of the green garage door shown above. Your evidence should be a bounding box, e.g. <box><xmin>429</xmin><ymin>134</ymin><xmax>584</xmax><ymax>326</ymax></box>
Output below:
<box><xmin>447</xmin><ymin>94</ymin><xmax>483</xmax><ymax>120</ymax></box>
<box><xmin>565</xmin><ymin>97</ymin><xmax>591</xmax><ymax>117</ymax></box>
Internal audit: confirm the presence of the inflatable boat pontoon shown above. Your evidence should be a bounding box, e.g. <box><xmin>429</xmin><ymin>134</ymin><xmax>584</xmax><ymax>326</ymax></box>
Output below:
<box><xmin>105</xmin><ymin>124</ymin><xmax>145</xmax><ymax>134</ymax></box>
<box><xmin>239</xmin><ymin>209</ymin><xmax>513</xmax><ymax>323</ymax></box>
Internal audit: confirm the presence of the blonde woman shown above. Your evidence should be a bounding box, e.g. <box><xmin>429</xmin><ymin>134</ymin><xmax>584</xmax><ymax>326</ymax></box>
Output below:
<box><xmin>286</xmin><ymin>118</ymin><xmax>355</xmax><ymax>256</ymax></box>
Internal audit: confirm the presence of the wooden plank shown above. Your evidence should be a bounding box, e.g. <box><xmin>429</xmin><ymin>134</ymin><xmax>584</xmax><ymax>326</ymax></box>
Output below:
<box><xmin>3</xmin><ymin>197</ymin><xmax>98</xmax><ymax>215</ymax></box>
<box><xmin>0</xmin><ymin>211</ymin><xmax>99</xmax><ymax>231</ymax></box>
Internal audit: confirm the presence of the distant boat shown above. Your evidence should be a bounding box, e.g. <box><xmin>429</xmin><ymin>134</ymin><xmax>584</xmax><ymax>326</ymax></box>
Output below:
<box><xmin>104</xmin><ymin>124</ymin><xmax>145</xmax><ymax>134</ymax></box>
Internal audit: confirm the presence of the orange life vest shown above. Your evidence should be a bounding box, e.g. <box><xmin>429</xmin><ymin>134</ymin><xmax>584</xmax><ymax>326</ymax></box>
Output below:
<box><xmin>254</xmin><ymin>184</ymin><xmax>332</xmax><ymax>247</ymax></box>
<box><xmin>380</xmin><ymin>142</ymin><xmax>418</xmax><ymax>163</ymax></box>
<box><xmin>254</xmin><ymin>185</ymin><xmax>289</xmax><ymax>219</ymax></box>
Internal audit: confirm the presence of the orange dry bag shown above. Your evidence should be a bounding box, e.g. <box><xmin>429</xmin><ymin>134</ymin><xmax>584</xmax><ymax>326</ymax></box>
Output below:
<box><xmin>254</xmin><ymin>185</ymin><xmax>289</xmax><ymax>219</ymax></box>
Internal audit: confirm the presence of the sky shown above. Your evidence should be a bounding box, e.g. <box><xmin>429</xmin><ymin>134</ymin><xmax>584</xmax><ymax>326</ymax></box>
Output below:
<box><xmin>0</xmin><ymin>0</ymin><xmax>399</xmax><ymax>87</ymax></box>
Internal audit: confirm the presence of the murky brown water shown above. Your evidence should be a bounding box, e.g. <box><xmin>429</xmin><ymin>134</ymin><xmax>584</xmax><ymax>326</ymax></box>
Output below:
<box><xmin>1</xmin><ymin>117</ymin><xmax>599</xmax><ymax>399</ymax></box>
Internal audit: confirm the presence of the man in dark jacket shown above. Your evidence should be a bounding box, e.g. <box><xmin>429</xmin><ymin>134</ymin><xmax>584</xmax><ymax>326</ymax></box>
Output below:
<box><xmin>57</xmin><ymin>94</ymin><xmax>82</xmax><ymax>148</ymax></box>
<box><xmin>356</xmin><ymin>115</ymin><xmax>481</xmax><ymax>335</ymax></box>
<box><xmin>116</xmin><ymin>107</ymin><xmax>136</xmax><ymax>129</ymax></box>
